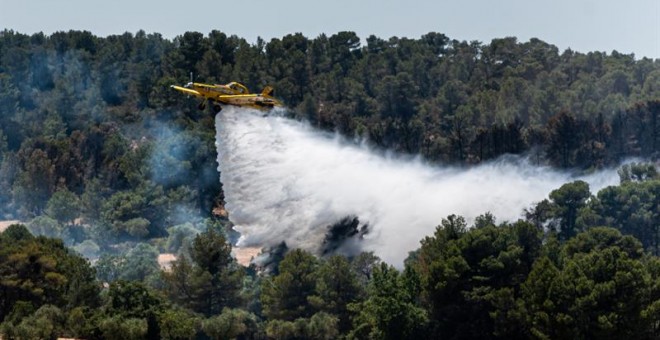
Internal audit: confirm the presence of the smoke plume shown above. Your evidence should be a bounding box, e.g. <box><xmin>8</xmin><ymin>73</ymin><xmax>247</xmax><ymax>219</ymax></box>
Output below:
<box><xmin>215</xmin><ymin>108</ymin><xmax>619</xmax><ymax>266</ymax></box>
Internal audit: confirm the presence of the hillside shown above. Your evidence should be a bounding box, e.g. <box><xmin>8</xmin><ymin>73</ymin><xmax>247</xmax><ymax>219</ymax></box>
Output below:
<box><xmin>0</xmin><ymin>29</ymin><xmax>658</xmax><ymax>339</ymax></box>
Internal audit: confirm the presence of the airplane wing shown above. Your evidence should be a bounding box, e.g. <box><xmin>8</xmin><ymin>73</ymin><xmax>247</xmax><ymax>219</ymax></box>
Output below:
<box><xmin>214</xmin><ymin>94</ymin><xmax>254</xmax><ymax>104</ymax></box>
<box><xmin>170</xmin><ymin>85</ymin><xmax>205</xmax><ymax>99</ymax></box>
<box><xmin>215</xmin><ymin>94</ymin><xmax>282</xmax><ymax>108</ymax></box>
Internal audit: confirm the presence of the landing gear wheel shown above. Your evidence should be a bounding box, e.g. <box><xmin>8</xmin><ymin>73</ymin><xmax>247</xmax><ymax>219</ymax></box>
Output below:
<box><xmin>213</xmin><ymin>104</ymin><xmax>222</xmax><ymax>113</ymax></box>
<box><xmin>198</xmin><ymin>102</ymin><xmax>206</xmax><ymax>110</ymax></box>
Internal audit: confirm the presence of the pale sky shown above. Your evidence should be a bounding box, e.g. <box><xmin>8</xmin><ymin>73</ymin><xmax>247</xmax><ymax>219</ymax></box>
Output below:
<box><xmin>1</xmin><ymin>0</ymin><xmax>658</xmax><ymax>59</ymax></box>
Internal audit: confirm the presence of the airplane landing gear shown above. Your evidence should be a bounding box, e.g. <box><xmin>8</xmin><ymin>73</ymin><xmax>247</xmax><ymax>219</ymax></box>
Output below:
<box><xmin>198</xmin><ymin>102</ymin><xmax>206</xmax><ymax>110</ymax></box>
<box><xmin>213</xmin><ymin>104</ymin><xmax>222</xmax><ymax>113</ymax></box>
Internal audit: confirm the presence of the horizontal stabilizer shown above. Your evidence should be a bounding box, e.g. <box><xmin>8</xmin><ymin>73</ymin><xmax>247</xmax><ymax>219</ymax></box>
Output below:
<box><xmin>261</xmin><ymin>86</ymin><xmax>274</xmax><ymax>97</ymax></box>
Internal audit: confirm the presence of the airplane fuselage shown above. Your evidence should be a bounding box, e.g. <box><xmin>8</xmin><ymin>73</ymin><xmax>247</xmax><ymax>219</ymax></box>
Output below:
<box><xmin>171</xmin><ymin>81</ymin><xmax>282</xmax><ymax>113</ymax></box>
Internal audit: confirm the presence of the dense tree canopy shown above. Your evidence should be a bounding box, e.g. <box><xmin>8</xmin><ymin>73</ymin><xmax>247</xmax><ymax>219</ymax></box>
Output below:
<box><xmin>0</xmin><ymin>28</ymin><xmax>659</xmax><ymax>339</ymax></box>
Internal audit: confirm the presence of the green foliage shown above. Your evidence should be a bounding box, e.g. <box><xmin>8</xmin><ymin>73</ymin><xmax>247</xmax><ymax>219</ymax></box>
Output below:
<box><xmin>552</xmin><ymin>248</ymin><xmax>648</xmax><ymax>338</ymax></box>
<box><xmin>80</xmin><ymin>177</ymin><xmax>107</xmax><ymax>223</ymax></box>
<box><xmin>105</xmin><ymin>280</ymin><xmax>163</xmax><ymax>319</ymax></box>
<box><xmin>72</xmin><ymin>239</ymin><xmax>101</xmax><ymax>259</ymax></box>
<box><xmin>66</xmin><ymin>306</ymin><xmax>92</xmax><ymax>338</ymax></box>
<box><xmin>98</xmin><ymin>316</ymin><xmax>148</xmax><ymax>340</ymax></box>
<box><xmin>162</xmin><ymin>255</ymin><xmax>210</xmax><ymax>311</ymax></box>
<box><xmin>261</xmin><ymin>249</ymin><xmax>318</xmax><ymax>321</ymax></box>
<box><xmin>561</xmin><ymin>227</ymin><xmax>645</xmax><ymax>260</ymax></box>
<box><xmin>0</xmin><ymin>234</ymin><xmax>99</xmax><ymax>322</ymax></box>
<box><xmin>93</xmin><ymin>243</ymin><xmax>161</xmax><ymax>284</ymax></box>
<box><xmin>348</xmin><ymin>263</ymin><xmax>428</xmax><ymax>340</ymax></box>
<box><xmin>101</xmin><ymin>190</ymin><xmax>152</xmax><ymax>239</ymax></box>
<box><xmin>46</xmin><ymin>189</ymin><xmax>80</xmax><ymax>225</ymax></box>
<box><xmin>1</xmin><ymin>223</ymin><xmax>33</xmax><ymax>242</ymax></box>
<box><xmin>190</xmin><ymin>226</ymin><xmax>232</xmax><ymax>275</ymax></box>
<box><xmin>529</xmin><ymin>180</ymin><xmax>593</xmax><ymax>241</ymax></box>
<box><xmin>0</xmin><ymin>29</ymin><xmax>657</xmax><ymax>234</ymax></box>
<box><xmin>350</xmin><ymin>251</ymin><xmax>381</xmax><ymax>288</ymax></box>
<box><xmin>27</xmin><ymin>215</ymin><xmax>62</xmax><ymax>239</ymax></box>
<box><xmin>12</xmin><ymin>149</ymin><xmax>56</xmax><ymax>217</ymax></box>
<box><xmin>120</xmin><ymin>243</ymin><xmax>160</xmax><ymax>282</ymax></box>
<box><xmin>164</xmin><ymin>222</ymin><xmax>198</xmax><ymax>253</ymax></box>
<box><xmin>309</xmin><ymin>255</ymin><xmax>363</xmax><ymax>332</ymax></box>
<box><xmin>618</xmin><ymin>162</ymin><xmax>659</xmax><ymax>183</ymax></box>
<box><xmin>1</xmin><ymin>29</ymin><xmax>660</xmax><ymax>339</ymax></box>
<box><xmin>408</xmin><ymin>217</ymin><xmax>542</xmax><ymax>338</ymax></box>
<box><xmin>0</xmin><ymin>130</ymin><xmax>8</xmax><ymax>161</ymax></box>
<box><xmin>474</xmin><ymin>211</ymin><xmax>497</xmax><ymax>229</ymax></box>
<box><xmin>520</xmin><ymin>256</ymin><xmax>561</xmax><ymax>338</ymax></box>
<box><xmin>549</xmin><ymin>180</ymin><xmax>592</xmax><ymax>240</ymax></box>
<box><xmin>158</xmin><ymin>308</ymin><xmax>200</xmax><ymax>340</ymax></box>
<box><xmin>1</xmin><ymin>304</ymin><xmax>65</xmax><ymax>340</ymax></box>
<box><xmin>202</xmin><ymin>307</ymin><xmax>261</xmax><ymax>340</ymax></box>
<box><xmin>163</xmin><ymin>227</ymin><xmax>244</xmax><ymax>316</ymax></box>
<box><xmin>545</xmin><ymin>111</ymin><xmax>585</xmax><ymax>168</ymax></box>
<box><xmin>192</xmin><ymin>227</ymin><xmax>244</xmax><ymax>312</ymax></box>
<box><xmin>265</xmin><ymin>312</ymin><xmax>339</xmax><ymax>340</ymax></box>
<box><xmin>523</xmin><ymin>227</ymin><xmax>657</xmax><ymax>339</ymax></box>
<box><xmin>580</xmin><ymin>175</ymin><xmax>660</xmax><ymax>255</ymax></box>
<box><xmin>401</xmin><ymin>215</ymin><xmax>660</xmax><ymax>339</ymax></box>
<box><xmin>95</xmin><ymin>253</ymin><xmax>125</xmax><ymax>282</ymax></box>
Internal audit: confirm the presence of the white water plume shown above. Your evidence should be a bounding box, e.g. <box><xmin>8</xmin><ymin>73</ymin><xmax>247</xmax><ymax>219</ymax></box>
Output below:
<box><xmin>215</xmin><ymin>107</ymin><xmax>619</xmax><ymax>266</ymax></box>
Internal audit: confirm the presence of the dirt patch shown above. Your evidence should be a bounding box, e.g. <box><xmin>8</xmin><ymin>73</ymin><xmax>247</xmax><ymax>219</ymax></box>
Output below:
<box><xmin>0</xmin><ymin>220</ymin><xmax>22</xmax><ymax>233</ymax></box>
<box><xmin>232</xmin><ymin>247</ymin><xmax>262</xmax><ymax>267</ymax></box>
<box><xmin>158</xmin><ymin>246</ymin><xmax>261</xmax><ymax>271</ymax></box>
<box><xmin>158</xmin><ymin>253</ymin><xmax>177</xmax><ymax>272</ymax></box>
<box><xmin>212</xmin><ymin>205</ymin><xmax>228</xmax><ymax>218</ymax></box>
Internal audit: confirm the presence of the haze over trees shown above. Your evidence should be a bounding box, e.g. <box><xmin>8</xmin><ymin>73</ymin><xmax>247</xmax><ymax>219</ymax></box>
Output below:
<box><xmin>0</xmin><ymin>29</ymin><xmax>659</xmax><ymax>338</ymax></box>
<box><xmin>0</xmin><ymin>29</ymin><xmax>658</xmax><ymax>222</ymax></box>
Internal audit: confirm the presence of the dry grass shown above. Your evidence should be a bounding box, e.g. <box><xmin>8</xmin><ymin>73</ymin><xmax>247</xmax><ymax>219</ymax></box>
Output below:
<box><xmin>158</xmin><ymin>253</ymin><xmax>177</xmax><ymax>272</ymax></box>
<box><xmin>159</xmin><ymin>246</ymin><xmax>262</xmax><ymax>271</ymax></box>
<box><xmin>232</xmin><ymin>247</ymin><xmax>262</xmax><ymax>267</ymax></box>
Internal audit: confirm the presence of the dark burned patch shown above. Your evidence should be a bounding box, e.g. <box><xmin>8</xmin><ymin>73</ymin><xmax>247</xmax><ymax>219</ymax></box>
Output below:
<box><xmin>321</xmin><ymin>215</ymin><xmax>369</xmax><ymax>256</ymax></box>
<box><xmin>253</xmin><ymin>241</ymin><xmax>288</xmax><ymax>275</ymax></box>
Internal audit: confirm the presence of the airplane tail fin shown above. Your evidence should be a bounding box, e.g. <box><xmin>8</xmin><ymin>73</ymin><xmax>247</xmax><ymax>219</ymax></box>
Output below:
<box><xmin>261</xmin><ymin>86</ymin><xmax>274</xmax><ymax>97</ymax></box>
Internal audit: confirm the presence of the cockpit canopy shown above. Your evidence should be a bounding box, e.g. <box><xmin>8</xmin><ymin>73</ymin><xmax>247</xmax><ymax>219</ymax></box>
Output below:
<box><xmin>227</xmin><ymin>82</ymin><xmax>249</xmax><ymax>94</ymax></box>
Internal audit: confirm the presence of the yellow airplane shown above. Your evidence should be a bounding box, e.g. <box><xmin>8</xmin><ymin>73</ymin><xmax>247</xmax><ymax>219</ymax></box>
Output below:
<box><xmin>171</xmin><ymin>79</ymin><xmax>282</xmax><ymax>113</ymax></box>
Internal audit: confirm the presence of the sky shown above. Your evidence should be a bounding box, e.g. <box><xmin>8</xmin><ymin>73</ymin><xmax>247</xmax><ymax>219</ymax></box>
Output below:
<box><xmin>1</xmin><ymin>0</ymin><xmax>658</xmax><ymax>59</ymax></box>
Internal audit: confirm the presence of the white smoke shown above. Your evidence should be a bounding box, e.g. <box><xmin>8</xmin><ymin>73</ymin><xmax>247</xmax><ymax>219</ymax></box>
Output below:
<box><xmin>215</xmin><ymin>107</ymin><xmax>619</xmax><ymax>266</ymax></box>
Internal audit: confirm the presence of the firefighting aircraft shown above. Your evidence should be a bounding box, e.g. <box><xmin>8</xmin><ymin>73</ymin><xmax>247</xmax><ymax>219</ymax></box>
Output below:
<box><xmin>171</xmin><ymin>78</ymin><xmax>282</xmax><ymax>113</ymax></box>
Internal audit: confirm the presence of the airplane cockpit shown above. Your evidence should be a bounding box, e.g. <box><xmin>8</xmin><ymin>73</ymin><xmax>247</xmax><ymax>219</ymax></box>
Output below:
<box><xmin>227</xmin><ymin>82</ymin><xmax>249</xmax><ymax>94</ymax></box>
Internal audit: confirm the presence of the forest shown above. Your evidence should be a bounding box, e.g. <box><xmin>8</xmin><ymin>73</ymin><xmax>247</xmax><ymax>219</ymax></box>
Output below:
<box><xmin>0</xmin><ymin>29</ymin><xmax>659</xmax><ymax>339</ymax></box>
